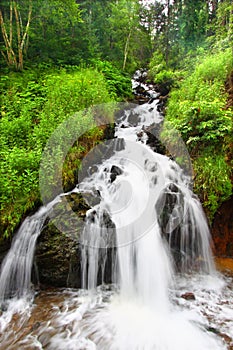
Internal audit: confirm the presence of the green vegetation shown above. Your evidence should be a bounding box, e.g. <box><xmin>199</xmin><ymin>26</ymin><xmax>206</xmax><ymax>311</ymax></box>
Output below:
<box><xmin>147</xmin><ymin>1</ymin><xmax>233</xmax><ymax>221</ymax></box>
<box><xmin>163</xmin><ymin>50</ymin><xmax>233</xmax><ymax>220</ymax></box>
<box><xmin>0</xmin><ymin>65</ymin><xmax>131</xmax><ymax>237</ymax></box>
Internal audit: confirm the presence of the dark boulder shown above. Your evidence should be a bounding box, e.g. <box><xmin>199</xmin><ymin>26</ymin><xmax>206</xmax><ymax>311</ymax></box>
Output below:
<box><xmin>34</xmin><ymin>192</ymin><xmax>117</xmax><ymax>289</ymax></box>
<box><xmin>34</xmin><ymin>193</ymin><xmax>90</xmax><ymax>289</ymax></box>
<box><xmin>144</xmin><ymin>124</ymin><xmax>166</xmax><ymax>155</ymax></box>
<box><xmin>110</xmin><ymin>165</ymin><xmax>123</xmax><ymax>183</ymax></box>
<box><xmin>0</xmin><ymin>237</ymin><xmax>11</xmax><ymax>268</ymax></box>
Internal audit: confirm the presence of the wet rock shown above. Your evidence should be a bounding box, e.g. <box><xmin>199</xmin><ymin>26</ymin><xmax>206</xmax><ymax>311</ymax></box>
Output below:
<box><xmin>133</xmin><ymin>69</ymin><xmax>147</xmax><ymax>83</ymax></box>
<box><xmin>34</xmin><ymin>222</ymin><xmax>82</xmax><ymax>288</ymax></box>
<box><xmin>128</xmin><ymin>110</ymin><xmax>140</xmax><ymax>125</ymax></box>
<box><xmin>148</xmin><ymin>97</ymin><xmax>157</xmax><ymax>104</ymax></box>
<box><xmin>211</xmin><ymin>195</ymin><xmax>233</xmax><ymax>257</ymax></box>
<box><xmin>65</xmin><ymin>192</ymin><xmax>94</xmax><ymax>212</ymax></box>
<box><xmin>110</xmin><ymin>165</ymin><xmax>123</xmax><ymax>183</ymax></box>
<box><xmin>120</xmin><ymin>124</ymin><xmax>128</xmax><ymax>128</ymax></box>
<box><xmin>101</xmin><ymin>209</ymin><xmax>116</xmax><ymax>231</ymax></box>
<box><xmin>181</xmin><ymin>292</ymin><xmax>195</xmax><ymax>300</ymax></box>
<box><xmin>0</xmin><ymin>236</ymin><xmax>11</xmax><ymax>267</ymax></box>
<box><xmin>81</xmin><ymin>208</ymin><xmax>116</xmax><ymax>285</ymax></box>
<box><xmin>38</xmin><ymin>332</ymin><xmax>54</xmax><ymax>347</ymax></box>
<box><xmin>85</xmin><ymin>209</ymin><xmax>116</xmax><ymax>239</ymax></box>
<box><xmin>215</xmin><ymin>257</ymin><xmax>233</xmax><ymax>273</ymax></box>
<box><xmin>103</xmin><ymin>123</ymin><xmax>115</xmax><ymax>140</ymax></box>
<box><xmin>144</xmin><ymin>124</ymin><xmax>166</xmax><ymax>155</ymax></box>
<box><xmin>206</xmin><ymin>326</ymin><xmax>220</xmax><ymax>335</ymax></box>
<box><xmin>133</xmin><ymin>80</ymin><xmax>157</xmax><ymax>104</ymax></box>
<box><xmin>157</xmin><ymin>95</ymin><xmax>168</xmax><ymax>114</ymax></box>
<box><xmin>35</xmin><ymin>198</ymin><xmax>117</xmax><ymax>289</ymax></box>
<box><xmin>135</xmin><ymin>96</ymin><xmax>151</xmax><ymax>105</ymax></box>
<box><xmin>79</xmin><ymin>190</ymin><xmax>101</xmax><ymax>208</ymax></box>
<box><xmin>134</xmin><ymin>85</ymin><xmax>148</xmax><ymax>96</ymax></box>
<box><xmin>137</xmin><ymin>130</ymin><xmax>144</xmax><ymax>139</ymax></box>
<box><xmin>34</xmin><ymin>193</ymin><xmax>91</xmax><ymax>289</ymax></box>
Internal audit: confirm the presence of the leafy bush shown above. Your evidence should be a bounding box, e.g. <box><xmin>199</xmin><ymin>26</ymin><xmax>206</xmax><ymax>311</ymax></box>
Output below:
<box><xmin>193</xmin><ymin>153</ymin><xmax>232</xmax><ymax>220</ymax></box>
<box><xmin>166</xmin><ymin>49</ymin><xmax>233</xmax><ymax>149</ymax></box>
<box><xmin>91</xmin><ymin>60</ymin><xmax>132</xmax><ymax>99</ymax></box>
<box><xmin>0</xmin><ymin>67</ymin><xmax>116</xmax><ymax>237</ymax></box>
<box><xmin>148</xmin><ymin>51</ymin><xmax>180</xmax><ymax>93</ymax></box>
<box><xmin>194</xmin><ymin>49</ymin><xmax>233</xmax><ymax>82</ymax></box>
<box><xmin>32</xmin><ymin>68</ymin><xmax>113</xmax><ymax>145</ymax></box>
<box><xmin>148</xmin><ymin>50</ymin><xmax>167</xmax><ymax>79</ymax></box>
<box><xmin>165</xmin><ymin>48</ymin><xmax>233</xmax><ymax>220</ymax></box>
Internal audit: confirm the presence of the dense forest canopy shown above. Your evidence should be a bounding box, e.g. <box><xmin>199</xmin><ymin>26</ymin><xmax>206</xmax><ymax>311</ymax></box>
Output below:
<box><xmin>0</xmin><ymin>0</ymin><xmax>232</xmax><ymax>73</ymax></box>
<box><xmin>0</xmin><ymin>0</ymin><xmax>233</xmax><ymax>237</ymax></box>
<box><xmin>1</xmin><ymin>0</ymin><xmax>232</xmax><ymax>71</ymax></box>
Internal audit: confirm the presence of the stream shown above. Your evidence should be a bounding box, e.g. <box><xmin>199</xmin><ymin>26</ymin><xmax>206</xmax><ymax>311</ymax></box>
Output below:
<box><xmin>0</xmin><ymin>71</ymin><xmax>233</xmax><ymax>350</ymax></box>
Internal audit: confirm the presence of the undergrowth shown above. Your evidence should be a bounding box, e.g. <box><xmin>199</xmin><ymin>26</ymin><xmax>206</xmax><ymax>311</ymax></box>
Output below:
<box><xmin>0</xmin><ymin>63</ymin><xmax>130</xmax><ymax>237</ymax></box>
<box><xmin>164</xmin><ymin>49</ymin><xmax>233</xmax><ymax>220</ymax></box>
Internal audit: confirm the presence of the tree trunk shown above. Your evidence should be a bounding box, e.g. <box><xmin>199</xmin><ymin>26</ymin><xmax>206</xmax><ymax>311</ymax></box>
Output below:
<box><xmin>230</xmin><ymin>5</ymin><xmax>233</xmax><ymax>61</ymax></box>
<box><xmin>165</xmin><ymin>0</ymin><xmax>170</xmax><ymax>66</ymax></box>
<box><xmin>0</xmin><ymin>2</ymin><xmax>17</xmax><ymax>67</ymax></box>
<box><xmin>123</xmin><ymin>28</ymin><xmax>132</xmax><ymax>71</ymax></box>
<box><xmin>0</xmin><ymin>0</ymin><xmax>32</xmax><ymax>70</ymax></box>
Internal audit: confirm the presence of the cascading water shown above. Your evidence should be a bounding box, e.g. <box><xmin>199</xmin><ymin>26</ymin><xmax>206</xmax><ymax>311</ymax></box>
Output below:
<box><xmin>78</xmin><ymin>96</ymin><xmax>215</xmax><ymax>299</ymax></box>
<box><xmin>0</xmin><ymin>71</ymin><xmax>231</xmax><ymax>349</ymax></box>
<box><xmin>0</xmin><ymin>197</ymin><xmax>61</xmax><ymax>302</ymax></box>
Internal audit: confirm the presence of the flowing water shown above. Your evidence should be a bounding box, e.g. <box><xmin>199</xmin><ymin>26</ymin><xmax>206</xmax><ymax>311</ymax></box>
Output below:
<box><xmin>0</xmin><ymin>72</ymin><xmax>233</xmax><ymax>349</ymax></box>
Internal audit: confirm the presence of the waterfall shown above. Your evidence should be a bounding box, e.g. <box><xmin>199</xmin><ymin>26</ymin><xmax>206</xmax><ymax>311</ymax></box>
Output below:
<box><xmin>78</xmin><ymin>99</ymin><xmax>215</xmax><ymax>303</ymax></box>
<box><xmin>0</xmin><ymin>72</ymin><xmax>224</xmax><ymax>349</ymax></box>
<box><xmin>0</xmin><ymin>198</ymin><xmax>60</xmax><ymax>302</ymax></box>
<box><xmin>0</xmin><ymin>76</ymin><xmax>215</xmax><ymax>302</ymax></box>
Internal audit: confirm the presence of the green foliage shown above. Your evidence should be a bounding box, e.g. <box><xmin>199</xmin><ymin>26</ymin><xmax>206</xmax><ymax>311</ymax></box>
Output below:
<box><xmin>1</xmin><ymin>0</ymin><xmax>153</xmax><ymax>71</ymax></box>
<box><xmin>91</xmin><ymin>60</ymin><xmax>132</xmax><ymax>99</ymax></box>
<box><xmin>165</xmin><ymin>48</ymin><xmax>233</xmax><ymax>220</ymax></box>
<box><xmin>175</xmin><ymin>0</ymin><xmax>208</xmax><ymax>51</ymax></box>
<box><xmin>210</xmin><ymin>0</ymin><xmax>233</xmax><ymax>50</ymax></box>
<box><xmin>0</xmin><ymin>66</ymin><xmax>115</xmax><ymax>237</ymax></box>
<box><xmin>166</xmin><ymin>49</ymin><xmax>233</xmax><ymax>147</ymax></box>
<box><xmin>193</xmin><ymin>153</ymin><xmax>232</xmax><ymax>220</ymax></box>
<box><xmin>194</xmin><ymin>49</ymin><xmax>233</xmax><ymax>82</ymax></box>
<box><xmin>148</xmin><ymin>50</ymin><xmax>181</xmax><ymax>92</ymax></box>
<box><xmin>33</xmin><ymin>68</ymin><xmax>113</xmax><ymax>142</ymax></box>
<box><xmin>148</xmin><ymin>51</ymin><xmax>167</xmax><ymax>78</ymax></box>
<box><xmin>108</xmin><ymin>0</ymin><xmax>151</xmax><ymax>72</ymax></box>
<box><xmin>153</xmin><ymin>70</ymin><xmax>177</xmax><ymax>87</ymax></box>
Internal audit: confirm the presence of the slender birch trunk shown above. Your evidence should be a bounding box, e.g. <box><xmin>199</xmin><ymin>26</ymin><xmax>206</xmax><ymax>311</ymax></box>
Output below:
<box><xmin>123</xmin><ymin>28</ymin><xmax>132</xmax><ymax>71</ymax></box>
<box><xmin>0</xmin><ymin>0</ymin><xmax>32</xmax><ymax>70</ymax></box>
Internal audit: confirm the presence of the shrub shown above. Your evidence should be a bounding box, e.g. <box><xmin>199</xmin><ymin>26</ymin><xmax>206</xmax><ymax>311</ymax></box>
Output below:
<box><xmin>0</xmin><ymin>67</ymin><xmax>116</xmax><ymax>237</ymax></box>
<box><xmin>193</xmin><ymin>153</ymin><xmax>232</xmax><ymax>220</ymax></box>
<box><xmin>165</xmin><ymin>48</ymin><xmax>233</xmax><ymax>220</ymax></box>
<box><xmin>91</xmin><ymin>60</ymin><xmax>132</xmax><ymax>99</ymax></box>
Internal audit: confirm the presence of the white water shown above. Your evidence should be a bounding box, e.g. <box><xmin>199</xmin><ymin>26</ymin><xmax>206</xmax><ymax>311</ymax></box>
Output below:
<box><xmin>72</xmin><ymin>98</ymin><xmax>225</xmax><ymax>349</ymax></box>
<box><xmin>0</xmin><ymin>75</ymin><xmax>230</xmax><ymax>349</ymax></box>
<box><xmin>0</xmin><ymin>197</ymin><xmax>61</xmax><ymax>302</ymax></box>
<box><xmin>79</xmin><ymin>99</ymin><xmax>215</xmax><ymax>295</ymax></box>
